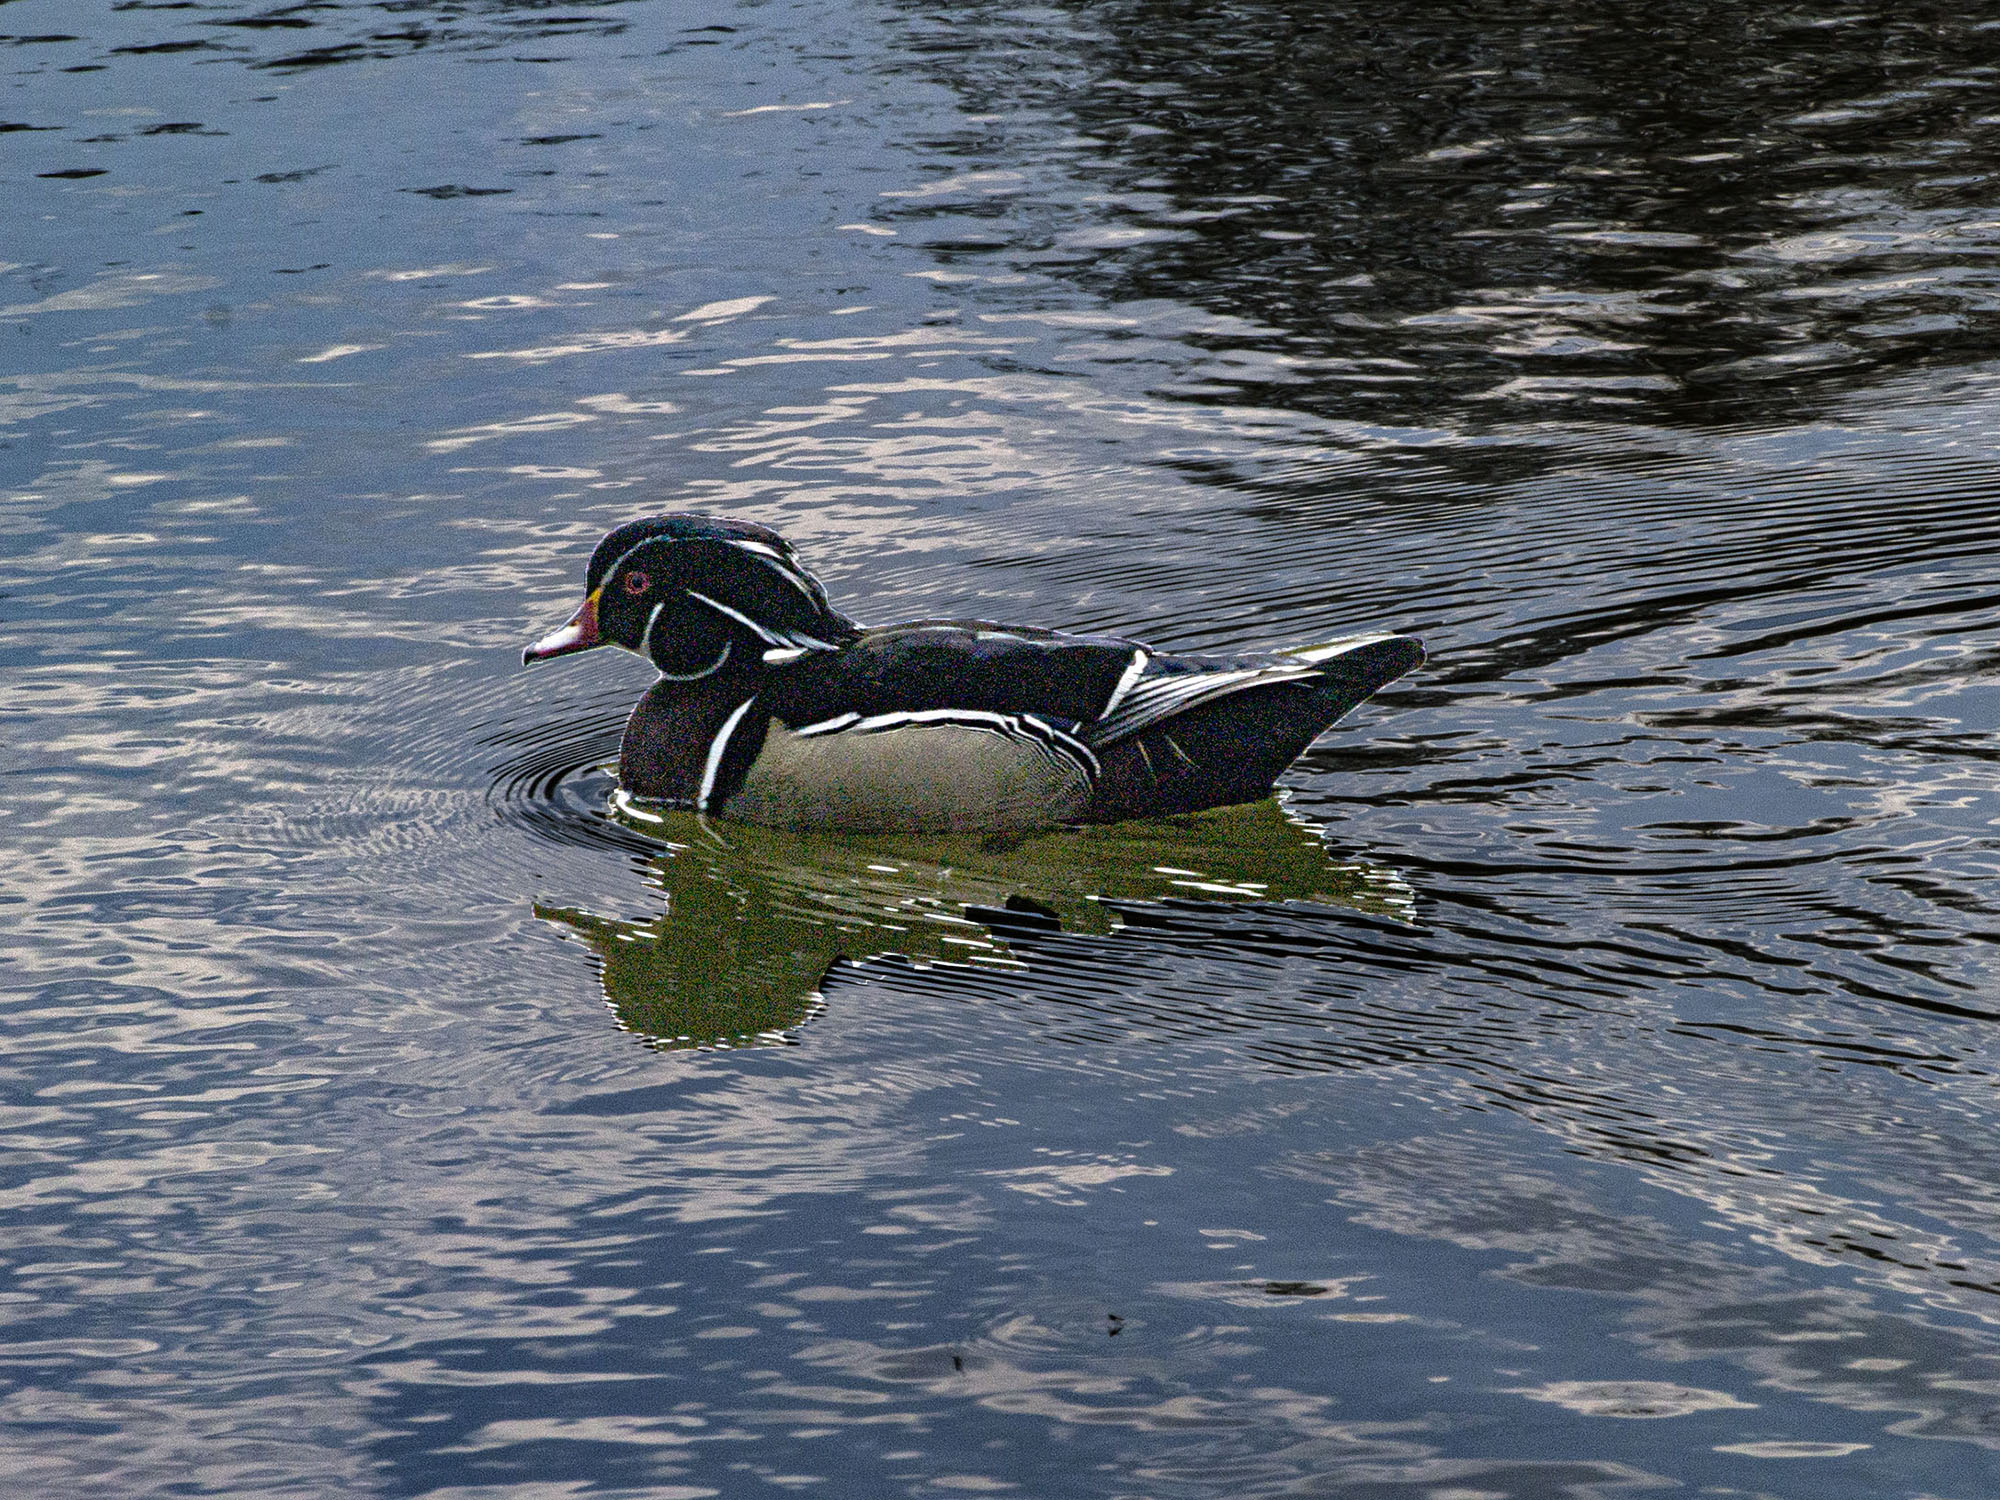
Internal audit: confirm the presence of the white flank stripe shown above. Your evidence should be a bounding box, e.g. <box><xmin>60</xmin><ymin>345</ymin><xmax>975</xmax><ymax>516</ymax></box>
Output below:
<box><xmin>1019</xmin><ymin>712</ymin><xmax>1101</xmax><ymax>777</ymax></box>
<box><xmin>794</xmin><ymin>711</ymin><xmax>860</xmax><ymax>737</ymax></box>
<box><xmin>790</xmin><ymin>706</ymin><xmax>1098</xmax><ymax>778</ymax></box>
<box><xmin>852</xmin><ymin>707</ymin><xmax>1014</xmax><ymax>733</ymax></box>
<box><xmin>698</xmin><ymin>698</ymin><xmax>759</xmax><ymax>811</ymax></box>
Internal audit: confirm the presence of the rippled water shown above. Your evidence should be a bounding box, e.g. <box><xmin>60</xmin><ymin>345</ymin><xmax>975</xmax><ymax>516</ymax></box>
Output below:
<box><xmin>5</xmin><ymin>3</ymin><xmax>2000</xmax><ymax>1496</ymax></box>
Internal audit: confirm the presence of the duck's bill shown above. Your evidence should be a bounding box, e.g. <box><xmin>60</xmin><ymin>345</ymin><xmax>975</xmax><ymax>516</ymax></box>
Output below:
<box><xmin>523</xmin><ymin>591</ymin><xmax>602</xmax><ymax>664</ymax></box>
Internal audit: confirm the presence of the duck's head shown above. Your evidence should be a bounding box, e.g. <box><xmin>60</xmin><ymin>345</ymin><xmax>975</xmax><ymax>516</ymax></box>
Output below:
<box><xmin>523</xmin><ymin>514</ymin><xmax>858</xmax><ymax>679</ymax></box>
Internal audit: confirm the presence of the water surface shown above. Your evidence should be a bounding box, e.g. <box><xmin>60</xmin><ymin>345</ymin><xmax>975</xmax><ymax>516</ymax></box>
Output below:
<box><xmin>5</xmin><ymin>3</ymin><xmax>2000</xmax><ymax>1496</ymax></box>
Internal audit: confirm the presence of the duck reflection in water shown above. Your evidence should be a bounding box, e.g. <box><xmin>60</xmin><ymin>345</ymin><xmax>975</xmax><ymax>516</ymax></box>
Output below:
<box><xmin>536</xmin><ymin>797</ymin><xmax>1411</xmax><ymax>1050</ymax></box>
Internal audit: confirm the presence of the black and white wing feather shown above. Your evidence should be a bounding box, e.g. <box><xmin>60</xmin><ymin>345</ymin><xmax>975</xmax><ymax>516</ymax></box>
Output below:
<box><xmin>1084</xmin><ymin>634</ymin><xmax>1406</xmax><ymax>747</ymax></box>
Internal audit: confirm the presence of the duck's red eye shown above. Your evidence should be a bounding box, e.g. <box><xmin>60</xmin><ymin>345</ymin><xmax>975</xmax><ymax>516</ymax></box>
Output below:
<box><xmin>622</xmin><ymin>569</ymin><xmax>650</xmax><ymax>596</ymax></box>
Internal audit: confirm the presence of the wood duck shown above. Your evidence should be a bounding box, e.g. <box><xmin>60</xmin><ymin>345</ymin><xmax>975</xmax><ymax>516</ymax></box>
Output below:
<box><xmin>524</xmin><ymin>514</ymin><xmax>1424</xmax><ymax>833</ymax></box>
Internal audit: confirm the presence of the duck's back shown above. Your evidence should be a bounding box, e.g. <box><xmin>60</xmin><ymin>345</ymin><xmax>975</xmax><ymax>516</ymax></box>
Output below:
<box><xmin>757</xmin><ymin>620</ymin><xmax>1141</xmax><ymax>730</ymax></box>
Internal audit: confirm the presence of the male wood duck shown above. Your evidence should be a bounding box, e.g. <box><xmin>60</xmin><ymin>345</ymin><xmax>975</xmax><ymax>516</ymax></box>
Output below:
<box><xmin>524</xmin><ymin>514</ymin><xmax>1423</xmax><ymax>833</ymax></box>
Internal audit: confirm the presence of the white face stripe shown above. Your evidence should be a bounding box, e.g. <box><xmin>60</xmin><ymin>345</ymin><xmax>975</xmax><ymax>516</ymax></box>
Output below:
<box><xmin>687</xmin><ymin>589</ymin><xmax>788</xmax><ymax>647</ymax></box>
<box><xmin>655</xmin><ymin>638</ymin><xmax>732</xmax><ymax>682</ymax></box>
<box><xmin>634</xmin><ymin>601</ymin><xmax>666</xmax><ymax>660</ymax></box>
<box><xmin>600</xmin><ymin>531</ymin><xmax>820</xmax><ymax>597</ymax></box>
<box><xmin>726</xmin><ymin>539</ymin><xmax>822</xmax><ymax>603</ymax></box>
<box><xmin>697</xmin><ymin>697</ymin><xmax>759</xmax><ymax>811</ymax></box>
<box><xmin>598</xmin><ymin>538</ymin><xmax>665</xmax><ymax>591</ymax></box>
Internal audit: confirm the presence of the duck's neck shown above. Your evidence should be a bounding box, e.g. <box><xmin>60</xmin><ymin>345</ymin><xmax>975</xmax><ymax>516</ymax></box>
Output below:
<box><xmin>619</xmin><ymin>657</ymin><xmax>766</xmax><ymax>802</ymax></box>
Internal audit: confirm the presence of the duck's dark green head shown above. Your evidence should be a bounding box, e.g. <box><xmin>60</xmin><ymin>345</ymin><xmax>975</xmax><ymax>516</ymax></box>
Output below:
<box><xmin>524</xmin><ymin>514</ymin><xmax>858</xmax><ymax>678</ymax></box>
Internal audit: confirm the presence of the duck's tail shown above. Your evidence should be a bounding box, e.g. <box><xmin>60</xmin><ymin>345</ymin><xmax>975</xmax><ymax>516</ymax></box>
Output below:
<box><xmin>1081</xmin><ymin>634</ymin><xmax>1423</xmax><ymax>822</ymax></box>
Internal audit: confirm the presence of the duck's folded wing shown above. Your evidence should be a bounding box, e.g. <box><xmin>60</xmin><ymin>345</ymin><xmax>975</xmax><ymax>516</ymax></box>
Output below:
<box><xmin>1080</xmin><ymin>634</ymin><xmax>1426</xmax><ymax>822</ymax></box>
<box><xmin>730</xmin><ymin>622</ymin><xmax>1423</xmax><ymax>828</ymax></box>
<box><xmin>1085</xmin><ymin>633</ymin><xmax>1417</xmax><ymax>747</ymax></box>
<box><xmin>761</xmin><ymin>623</ymin><xmax>1422</xmax><ymax>747</ymax></box>
<box><xmin>759</xmin><ymin>621</ymin><xmax>1143</xmax><ymax>730</ymax></box>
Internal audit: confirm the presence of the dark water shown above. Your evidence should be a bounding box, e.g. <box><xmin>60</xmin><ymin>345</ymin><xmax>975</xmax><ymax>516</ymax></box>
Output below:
<box><xmin>5</xmin><ymin>3</ymin><xmax>2000</xmax><ymax>1495</ymax></box>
